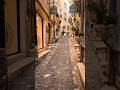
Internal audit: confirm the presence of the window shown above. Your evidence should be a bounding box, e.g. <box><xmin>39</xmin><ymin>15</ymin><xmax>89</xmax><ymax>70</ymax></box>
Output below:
<box><xmin>0</xmin><ymin>1</ymin><xmax>5</xmax><ymax>48</ymax></box>
<box><xmin>5</xmin><ymin>0</ymin><xmax>20</xmax><ymax>55</ymax></box>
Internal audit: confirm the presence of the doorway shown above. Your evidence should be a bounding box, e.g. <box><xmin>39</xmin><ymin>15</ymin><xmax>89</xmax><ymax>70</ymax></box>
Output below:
<box><xmin>36</xmin><ymin>13</ymin><xmax>44</xmax><ymax>49</ymax></box>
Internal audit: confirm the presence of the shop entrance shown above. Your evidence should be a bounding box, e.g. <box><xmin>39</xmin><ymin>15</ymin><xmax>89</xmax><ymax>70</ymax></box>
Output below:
<box><xmin>36</xmin><ymin>13</ymin><xmax>44</xmax><ymax>49</ymax></box>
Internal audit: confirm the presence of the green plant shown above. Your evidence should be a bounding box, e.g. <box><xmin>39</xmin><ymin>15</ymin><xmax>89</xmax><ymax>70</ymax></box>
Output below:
<box><xmin>74</xmin><ymin>1</ymin><xmax>81</xmax><ymax>12</ymax></box>
<box><xmin>88</xmin><ymin>1</ymin><xmax>117</xmax><ymax>25</ymax></box>
<box><xmin>32</xmin><ymin>38</ymin><xmax>36</xmax><ymax>44</ymax></box>
<box><xmin>87</xmin><ymin>1</ymin><xmax>98</xmax><ymax>12</ymax></box>
<box><xmin>79</xmin><ymin>32</ymin><xmax>84</xmax><ymax>36</ymax></box>
<box><xmin>87</xmin><ymin>0</ymin><xmax>108</xmax><ymax>24</ymax></box>
<box><xmin>104</xmin><ymin>13</ymin><xmax>117</xmax><ymax>25</ymax></box>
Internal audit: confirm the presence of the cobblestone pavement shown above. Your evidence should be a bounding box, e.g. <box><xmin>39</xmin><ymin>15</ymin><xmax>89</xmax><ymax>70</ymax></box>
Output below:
<box><xmin>9</xmin><ymin>36</ymin><xmax>83</xmax><ymax>90</ymax></box>
<box><xmin>35</xmin><ymin>36</ymin><xmax>83</xmax><ymax>90</ymax></box>
<box><xmin>69</xmin><ymin>37</ymin><xmax>84</xmax><ymax>90</ymax></box>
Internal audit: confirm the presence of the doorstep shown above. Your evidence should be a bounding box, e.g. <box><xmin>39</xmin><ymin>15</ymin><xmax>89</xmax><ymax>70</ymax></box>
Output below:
<box><xmin>38</xmin><ymin>50</ymin><xmax>50</xmax><ymax>59</ymax></box>
<box><xmin>77</xmin><ymin>62</ymin><xmax>85</xmax><ymax>87</ymax></box>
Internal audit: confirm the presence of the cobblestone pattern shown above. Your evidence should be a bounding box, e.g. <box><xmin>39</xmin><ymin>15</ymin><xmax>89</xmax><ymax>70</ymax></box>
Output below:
<box><xmin>69</xmin><ymin>37</ymin><xmax>84</xmax><ymax>90</ymax></box>
<box><xmin>35</xmin><ymin>36</ymin><xmax>83</xmax><ymax>90</ymax></box>
<box><xmin>9</xmin><ymin>36</ymin><xmax>83</xmax><ymax>90</ymax></box>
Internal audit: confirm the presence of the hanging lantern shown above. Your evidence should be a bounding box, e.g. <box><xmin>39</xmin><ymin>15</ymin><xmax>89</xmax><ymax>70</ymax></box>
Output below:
<box><xmin>69</xmin><ymin>4</ymin><xmax>77</xmax><ymax>13</ymax></box>
<box><xmin>50</xmin><ymin>5</ymin><xmax>57</xmax><ymax>15</ymax></box>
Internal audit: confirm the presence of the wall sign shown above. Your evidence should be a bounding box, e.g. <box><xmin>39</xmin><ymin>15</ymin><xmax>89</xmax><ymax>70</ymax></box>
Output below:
<box><xmin>69</xmin><ymin>4</ymin><xmax>77</xmax><ymax>13</ymax></box>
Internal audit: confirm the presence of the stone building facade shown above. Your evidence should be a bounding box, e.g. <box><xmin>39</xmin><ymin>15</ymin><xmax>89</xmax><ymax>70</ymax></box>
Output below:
<box><xmin>0</xmin><ymin>0</ymin><xmax>57</xmax><ymax>88</ymax></box>
<box><xmin>107</xmin><ymin>0</ymin><xmax>120</xmax><ymax>89</ymax></box>
<box><xmin>5</xmin><ymin>0</ymin><xmax>36</xmax><ymax>79</ymax></box>
<box><xmin>0</xmin><ymin>0</ymin><xmax>36</xmax><ymax>89</ymax></box>
<box><xmin>84</xmin><ymin>0</ymin><xmax>120</xmax><ymax>90</ymax></box>
<box><xmin>0</xmin><ymin>0</ymin><xmax>55</xmax><ymax>89</ymax></box>
<box><xmin>0</xmin><ymin>1</ymin><xmax>7</xmax><ymax>89</ymax></box>
<box><xmin>35</xmin><ymin>0</ymin><xmax>54</xmax><ymax>50</ymax></box>
<box><xmin>82</xmin><ymin>0</ymin><xmax>102</xmax><ymax>89</ymax></box>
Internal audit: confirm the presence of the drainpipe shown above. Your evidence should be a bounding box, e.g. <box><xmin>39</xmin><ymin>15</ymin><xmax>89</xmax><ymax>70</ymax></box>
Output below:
<box><xmin>0</xmin><ymin>0</ymin><xmax>8</xmax><ymax>89</ymax></box>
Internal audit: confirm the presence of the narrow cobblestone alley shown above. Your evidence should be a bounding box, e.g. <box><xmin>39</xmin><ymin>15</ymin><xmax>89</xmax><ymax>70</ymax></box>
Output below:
<box><xmin>36</xmin><ymin>36</ymin><xmax>83</xmax><ymax>90</ymax></box>
<box><xmin>1</xmin><ymin>0</ymin><xmax>120</xmax><ymax>89</ymax></box>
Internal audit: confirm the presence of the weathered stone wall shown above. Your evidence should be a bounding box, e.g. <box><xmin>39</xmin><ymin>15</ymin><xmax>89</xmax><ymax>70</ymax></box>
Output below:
<box><xmin>86</xmin><ymin>30</ymin><xmax>101</xmax><ymax>90</ymax></box>
<box><xmin>114</xmin><ymin>0</ymin><xmax>120</xmax><ymax>88</ymax></box>
<box><xmin>7</xmin><ymin>0</ymin><xmax>36</xmax><ymax>79</ymax></box>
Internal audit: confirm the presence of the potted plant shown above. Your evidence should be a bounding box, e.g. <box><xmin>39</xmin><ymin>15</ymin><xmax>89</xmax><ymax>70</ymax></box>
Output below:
<box><xmin>87</xmin><ymin>0</ymin><xmax>108</xmax><ymax>24</ymax></box>
<box><xmin>104</xmin><ymin>12</ymin><xmax>117</xmax><ymax>26</ymax></box>
<box><xmin>87</xmin><ymin>0</ymin><xmax>117</xmax><ymax>40</ymax></box>
<box><xmin>79</xmin><ymin>32</ymin><xmax>84</xmax><ymax>36</ymax></box>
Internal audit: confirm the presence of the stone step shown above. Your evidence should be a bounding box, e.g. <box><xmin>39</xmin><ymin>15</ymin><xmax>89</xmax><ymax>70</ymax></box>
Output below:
<box><xmin>77</xmin><ymin>62</ymin><xmax>85</xmax><ymax>87</ymax></box>
<box><xmin>38</xmin><ymin>50</ymin><xmax>50</xmax><ymax>59</ymax></box>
